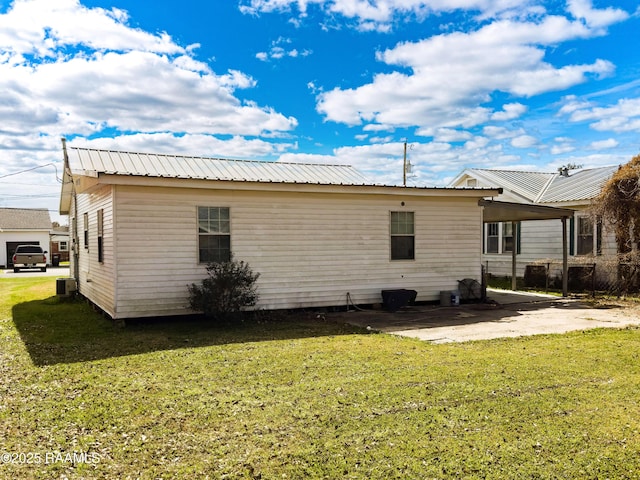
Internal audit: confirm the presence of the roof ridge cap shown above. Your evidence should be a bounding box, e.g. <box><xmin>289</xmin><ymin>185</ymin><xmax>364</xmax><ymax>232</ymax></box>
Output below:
<box><xmin>69</xmin><ymin>146</ymin><xmax>354</xmax><ymax>169</ymax></box>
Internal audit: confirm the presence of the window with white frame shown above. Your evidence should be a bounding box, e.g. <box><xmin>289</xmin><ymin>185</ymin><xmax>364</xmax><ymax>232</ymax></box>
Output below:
<box><xmin>390</xmin><ymin>211</ymin><xmax>415</xmax><ymax>260</ymax></box>
<box><xmin>486</xmin><ymin>222</ymin><xmax>499</xmax><ymax>253</ymax></box>
<box><xmin>59</xmin><ymin>240</ymin><xmax>68</xmax><ymax>252</ymax></box>
<box><xmin>485</xmin><ymin>222</ymin><xmax>520</xmax><ymax>255</ymax></box>
<box><xmin>573</xmin><ymin>216</ymin><xmax>602</xmax><ymax>256</ymax></box>
<box><xmin>198</xmin><ymin>206</ymin><xmax>231</xmax><ymax>263</ymax></box>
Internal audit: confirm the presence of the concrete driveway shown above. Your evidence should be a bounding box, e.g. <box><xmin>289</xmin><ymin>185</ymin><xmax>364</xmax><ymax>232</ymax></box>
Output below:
<box><xmin>2</xmin><ymin>267</ymin><xmax>70</xmax><ymax>277</ymax></box>
<box><xmin>334</xmin><ymin>288</ymin><xmax>640</xmax><ymax>343</ymax></box>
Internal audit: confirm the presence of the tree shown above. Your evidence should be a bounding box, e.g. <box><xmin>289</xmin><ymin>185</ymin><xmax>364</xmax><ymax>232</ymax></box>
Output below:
<box><xmin>188</xmin><ymin>257</ymin><xmax>260</xmax><ymax>322</ymax></box>
<box><xmin>593</xmin><ymin>154</ymin><xmax>640</xmax><ymax>254</ymax></box>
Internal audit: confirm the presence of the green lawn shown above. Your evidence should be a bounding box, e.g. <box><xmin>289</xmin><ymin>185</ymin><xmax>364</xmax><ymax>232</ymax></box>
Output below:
<box><xmin>1</xmin><ymin>277</ymin><xmax>640</xmax><ymax>479</ymax></box>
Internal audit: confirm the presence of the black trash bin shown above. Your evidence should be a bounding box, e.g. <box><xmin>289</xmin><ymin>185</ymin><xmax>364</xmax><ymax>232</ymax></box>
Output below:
<box><xmin>52</xmin><ymin>254</ymin><xmax>60</xmax><ymax>267</ymax></box>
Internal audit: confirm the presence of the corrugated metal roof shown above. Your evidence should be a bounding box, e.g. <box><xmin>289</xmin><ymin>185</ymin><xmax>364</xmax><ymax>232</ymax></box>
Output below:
<box><xmin>0</xmin><ymin>207</ymin><xmax>52</xmax><ymax>230</ymax></box>
<box><xmin>68</xmin><ymin>147</ymin><xmax>372</xmax><ymax>186</ymax></box>
<box><xmin>463</xmin><ymin>169</ymin><xmax>555</xmax><ymax>202</ymax></box>
<box><xmin>458</xmin><ymin>166</ymin><xmax>617</xmax><ymax>204</ymax></box>
<box><xmin>538</xmin><ymin>166</ymin><xmax>617</xmax><ymax>203</ymax></box>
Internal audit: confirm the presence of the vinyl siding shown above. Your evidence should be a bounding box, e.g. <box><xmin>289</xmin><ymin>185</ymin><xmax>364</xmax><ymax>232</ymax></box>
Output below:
<box><xmin>111</xmin><ymin>185</ymin><xmax>483</xmax><ymax>318</ymax></box>
<box><xmin>74</xmin><ymin>185</ymin><xmax>116</xmax><ymax>317</ymax></box>
<box><xmin>483</xmin><ymin>216</ymin><xmax>618</xmax><ymax>278</ymax></box>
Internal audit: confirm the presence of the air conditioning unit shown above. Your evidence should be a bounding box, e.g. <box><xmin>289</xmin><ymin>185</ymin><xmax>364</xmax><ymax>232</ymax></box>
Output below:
<box><xmin>56</xmin><ymin>277</ymin><xmax>77</xmax><ymax>296</ymax></box>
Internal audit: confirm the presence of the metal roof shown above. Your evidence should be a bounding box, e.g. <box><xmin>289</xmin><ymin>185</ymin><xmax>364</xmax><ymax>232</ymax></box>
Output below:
<box><xmin>537</xmin><ymin>166</ymin><xmax>618</xmax><ymax>203</ymax></box>
<box><xmin>456</xmin><ymin>166</ymin><xmax>617</xmax><ymax>204</ymax></box>
<box><xmin>459</xmin><ymin>169</ymin><xmax>555</xmax><ymax>202</ymax></box>
<box><xmin>0</xmin><ymin>207</ymin><xmax>52</xmax><ymax>230</ymax></box>
<box><xmin>68</xmin><ymin>147</ymin><xmax>372</xmax><ymax>186</ymax></box>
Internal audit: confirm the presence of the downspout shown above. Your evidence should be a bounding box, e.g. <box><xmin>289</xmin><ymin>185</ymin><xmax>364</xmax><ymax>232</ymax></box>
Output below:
<box><xmin>61</xmin><ymin>138</ymin><xmax>80</xmax><ymax>285</ymax></box>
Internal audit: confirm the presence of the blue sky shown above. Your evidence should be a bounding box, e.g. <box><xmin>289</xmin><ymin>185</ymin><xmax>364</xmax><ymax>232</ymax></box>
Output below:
<box><xmin>0</xmin><ymin>0</ymin><xmax>639</xmax><ymax>222</ymax></box>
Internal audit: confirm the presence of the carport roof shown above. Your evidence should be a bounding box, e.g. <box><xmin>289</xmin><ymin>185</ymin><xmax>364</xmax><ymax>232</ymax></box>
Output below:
<box><xmin>479</xmin><ymin>199</ymin><xmax>574</xmax><ymax>222</ymax></box>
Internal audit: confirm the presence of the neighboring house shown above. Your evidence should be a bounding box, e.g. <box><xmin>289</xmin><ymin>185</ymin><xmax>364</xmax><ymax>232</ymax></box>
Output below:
<box><xmin>450</xmin><ymin>166</ymin><xmax>618</xmax><ymax>278</ymax></box>
<box><xmin>50</xmin><ymin>225</ymin><xmax>70</xmax><ymax>263</ymax></box>
<box><xmin>0</xmin><ymin>207</ymin><xmax>52</xmax><ymax>268</ymax></box>
<box><xmin>59</xmin><ymin>145</ymin><xmax>501</xmax><ymax>319</ymax></box>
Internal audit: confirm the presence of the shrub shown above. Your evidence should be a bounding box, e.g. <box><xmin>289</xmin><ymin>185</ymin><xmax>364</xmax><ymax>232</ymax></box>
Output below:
<box><xmin>188</xmin><ymin>257</ymin><xmax>260</xmax><ymax>321</ymax></box>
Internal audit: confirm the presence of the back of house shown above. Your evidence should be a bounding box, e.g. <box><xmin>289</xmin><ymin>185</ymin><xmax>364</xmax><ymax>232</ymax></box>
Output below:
<box><xmin>60</xmin><ymin>145</ymin><xmax>501</xmax><ymax>319</ymax></box>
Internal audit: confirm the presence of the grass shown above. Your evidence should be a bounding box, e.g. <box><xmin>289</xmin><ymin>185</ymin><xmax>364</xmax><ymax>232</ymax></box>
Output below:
<box><xmin>1</xmin><ymin>277</ymin><xmax>640</xmax><ymax>479</ymax></box>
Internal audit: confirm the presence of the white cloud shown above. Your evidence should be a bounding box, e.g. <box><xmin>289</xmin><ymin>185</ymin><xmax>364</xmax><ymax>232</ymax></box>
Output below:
<box><xmin>317</xmin><ymin>12</ymin><xmax>619</xmax><ymax>131</ymax></box>
<box><xmin>256</xmin><ymin>37</ymin><xmax>312</xmax><ymax>61</ymax></box>
<box><xmin>491</xmin><ymin>102</ymin><xmax>527</xmax><ymax>121</ymax></box>
<box><xmin>241</xmin><ymin>0</ymin><xmax>628</xmax><ymax>32</ymax></box>
<box><xmin>562</xmin><ymin>97</ymin><xmax>640</xmax><ymax>133</ymax></box>
<box><xmin>511</xmin><ymin>134</ymin><xmax>538</xmax><ymax>148</ymax></box>
<box><xmin>0</xmin><ymin>0</ymin><xmax>298</xmax><ymax>146</ymax></box>
<box><xmin>550</xmin><ymin>137</ymin><xmax>576</xmax><ymax>154</ymax></box>
<box><xmin>483</xmin><ymin>126</ymin><xmax>524</xmax><ymax>139</ymax></box>
<box><xmin>69</xmin><ymin>133</ymin><xmax>295</xmax><ymax>158</ymax></box>
<box><xmin>0</xmin><ymin>0</ymin><xmax>182</xmax><ymax>59</ymax></box>
<box><xmin>589</xmin><ymin>138</ymin><xmax>618</xmax><ymax>150</ymax></box>
<box><xmin>241</xmin><ymin>0</ymin><xmax>559</xmax><ymax>31</ymax></box>
<box><xmin>432</xmin><ymin>128</ymin><xmax>473</xmax><ymax>142</ymax></box>
<box><xmin>567</xmin><ymin>0</ymin><xmax>628</xmax><ymax>29</ymax></box>
<box><xmin>277</xmin><ymin>138</ymin><xmax>526</xmax><ymax>186</ymax></box>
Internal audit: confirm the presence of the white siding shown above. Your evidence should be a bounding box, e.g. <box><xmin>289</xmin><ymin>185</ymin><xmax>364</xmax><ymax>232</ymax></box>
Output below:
<box><xmin>484</xmin><ymin>215</ymin><xmax>619</xmax><ymax>278</ymax></box>
<box><xmin>112</xmin><ymin>185</ymin><xmax>484</xmax><ymax>318</ymax></box>
<box><xmin>74</xmin><ymin>185</ymin><xmax>116</xmax><ymax>317</ymax></box>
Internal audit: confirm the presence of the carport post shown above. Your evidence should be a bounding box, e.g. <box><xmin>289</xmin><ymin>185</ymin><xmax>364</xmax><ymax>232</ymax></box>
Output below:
<box><xmin>511</xmin><ymin>221</ymin><xmax>517</xmax><ymax>291</ymax></box>
<box><xmin>562</xmin><ymin>216</ymin><xmax>568</xmax><ymax>297</ymax></box>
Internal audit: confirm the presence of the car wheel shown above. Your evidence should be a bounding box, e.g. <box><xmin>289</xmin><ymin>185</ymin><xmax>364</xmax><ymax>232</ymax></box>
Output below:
<box><xmin>13</xmin><ymin>267</ymin><xmax>19</xmax><ymax>273</ymax></box>
<box><xmin>41</xmin><ymin>267</ymin><xmax>47</xmax><ymax>272</ymax></box>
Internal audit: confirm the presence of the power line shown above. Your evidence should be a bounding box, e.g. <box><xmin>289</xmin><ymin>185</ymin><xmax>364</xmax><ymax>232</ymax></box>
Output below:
<box><xmin>0</xmin><ymin>163</ymin><xmax>61</xmax><ymax>181</ymax></box>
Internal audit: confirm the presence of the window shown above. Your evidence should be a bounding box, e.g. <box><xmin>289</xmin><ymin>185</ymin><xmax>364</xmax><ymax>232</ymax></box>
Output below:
<box><xmin>198</xmin><ymin>206</ymin><xmax>231</xmax><ymax>263</ymax></box>
<box><xmin>97</xmin><ymin>209</ymin><xmax>104</xmax><ymax>263</ymax></box>
<box><xmin>466</xmin><ymin>178</ymin><xmax>478</xmax><ymax>187</ymax></box>
<box><xmin>574</xmin><ymin>216</ymin><xmax>602</xmax><ymax>256</ymax></box>
<box><xmin>83</xmin><ymin>213</ymin><xmax>89</xmax><ymax>250</ymax></box>
<box><xmin>59</xmin><ymin>241</ymin><xmax>68</xmax><ymax>252</ymax></box>
<box><xmin>485</xmin><ymin>222</ymin><xmax>520</xmax><ymax>255</ymax></box>
<box><xmin>502</xmin><ymin>222</ymin><xmax>514</xmax><ymax>253</ymax></box>
<box><xmin>390</xmin><ymin>211</ymin><xmax>415</xmax><ymax>260</ymax></box>
<box><xmin>486</xmin><ymin>223</ymin><xmax>499</xmax><ymax>254</ymax></box>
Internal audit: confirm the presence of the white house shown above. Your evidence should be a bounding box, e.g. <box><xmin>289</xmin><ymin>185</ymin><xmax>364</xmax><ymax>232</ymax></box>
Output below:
<box><xmin>0</xmin><ymin>207</ymin><xmax>52</xmax><ymax>268</ymax></box>
<box><xmin>450</xmin><ymin>166</ymin><xmax>618</xmax><ymax>279</ymax></box>
<box><xmin>59</xmin><ymin>144</ymin><xmax>501</xmax><ymax>319</ymax></box>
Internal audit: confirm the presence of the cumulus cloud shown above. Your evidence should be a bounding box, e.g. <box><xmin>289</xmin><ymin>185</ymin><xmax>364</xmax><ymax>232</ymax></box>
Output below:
<box><xmin>316</xmin><ymin>10</ymin><xmax>620</xmax><ymax>132</ymax></box>
<box><xmin>0</xmin><ymin>0</ymin><xmax>297</xmax><ymax>154</ymax></box>
<box><xmin>491</xmin><ymin>103</ymin><xmax>527</xmax><ymax>121</ymax></box>
<box><xmin>588</xmin><ymin>138</ymin><xmax>618</xmax><ymax>150</ymax></box>
<box><xmin>562</xmin><ymin>97</ymin><xmax>640</xmax><ymax>133</ymax></box>
<box><xmin>511</xmin><ymin>134</ymin><xmax>538</xmax><ymax>148</ymax></box>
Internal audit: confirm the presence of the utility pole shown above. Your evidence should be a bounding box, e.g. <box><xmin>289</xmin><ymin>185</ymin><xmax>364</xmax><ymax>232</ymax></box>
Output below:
<box><xmin>403</xmin><ymin>141</ymin><xmax>407</xmax><ymax>187</ymax></box>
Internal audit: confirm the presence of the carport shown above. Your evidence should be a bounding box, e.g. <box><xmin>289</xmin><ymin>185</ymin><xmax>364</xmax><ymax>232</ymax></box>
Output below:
<box><xmin>479</xmin><ymin>199</ymin><xmax>575</xmax><ymax>296</ymax></box>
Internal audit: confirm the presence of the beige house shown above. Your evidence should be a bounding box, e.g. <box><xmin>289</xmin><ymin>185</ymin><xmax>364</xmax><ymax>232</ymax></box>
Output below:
<box><xmin>450</xmin><ymin>166</ymin><xmax>618</xmax><ymax>279</ymax></box>
<box><xmin>59</xmin><ymin>144</ymin><xmax>500</xmax><ymax>319</ymax></box>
